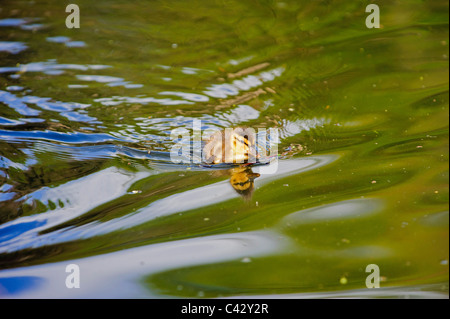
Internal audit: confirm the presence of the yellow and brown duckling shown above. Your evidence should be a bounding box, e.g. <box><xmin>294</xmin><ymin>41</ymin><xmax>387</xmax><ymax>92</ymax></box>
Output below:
<box><xmin>203</xmin><ymin>127</ymin><xmax>261</xmax><ymax>199</ymax></box>
<box><xmin>203</xmin><ymin>127</ymin><xmax>258</xmax><ymax>164</ymax></box>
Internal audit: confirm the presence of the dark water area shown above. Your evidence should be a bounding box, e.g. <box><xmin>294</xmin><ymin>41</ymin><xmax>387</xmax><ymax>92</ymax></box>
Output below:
<box><xmin>0</xmin><ymin>0</ymin><xmax>448</xmax><ymax>298</ymax></box>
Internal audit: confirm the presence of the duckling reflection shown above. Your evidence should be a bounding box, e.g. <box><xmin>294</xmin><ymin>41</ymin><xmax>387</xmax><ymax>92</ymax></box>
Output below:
<box><xmin>229</xmin><ymin>167</ymin><xmax>260</xmax><ymax>200</ymax></box>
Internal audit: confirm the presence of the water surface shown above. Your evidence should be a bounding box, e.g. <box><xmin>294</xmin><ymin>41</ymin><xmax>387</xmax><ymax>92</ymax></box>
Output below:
<box><xmin>0</xmin><ymin>0</ymin><xmax>448</xmax><ymax>298</ymax></box>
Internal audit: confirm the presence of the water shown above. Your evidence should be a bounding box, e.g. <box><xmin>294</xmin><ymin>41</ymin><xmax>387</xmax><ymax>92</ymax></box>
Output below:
<box><xmin>0</xmin><ymin>0</ymin><xmax>448</xmax><ymax>298</ymax></box>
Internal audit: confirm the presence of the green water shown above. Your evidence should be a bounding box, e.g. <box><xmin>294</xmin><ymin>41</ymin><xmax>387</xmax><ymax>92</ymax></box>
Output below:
<box><xmin>0</xmin><ymin>0</ymin><xmax>448</xmax><ymax>298</ymax></box>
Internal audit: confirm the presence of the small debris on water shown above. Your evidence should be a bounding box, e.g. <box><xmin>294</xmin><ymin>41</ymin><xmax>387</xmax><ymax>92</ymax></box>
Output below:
<box><xmin>265</xmin><ymin>87</ymin><xmax>276</xmax><ymax>94</ymax></box>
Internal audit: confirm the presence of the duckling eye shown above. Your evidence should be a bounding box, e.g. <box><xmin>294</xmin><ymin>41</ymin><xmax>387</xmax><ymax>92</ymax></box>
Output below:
<box><xmin>235</xmin><ymin>136</ymin><xmax>249</xmax><ymax>148</ymax></box>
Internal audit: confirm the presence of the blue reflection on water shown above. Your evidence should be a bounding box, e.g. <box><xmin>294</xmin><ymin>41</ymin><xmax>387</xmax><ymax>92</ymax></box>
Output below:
<box><xmin>0</xmin><ymin>220</ymin><xmax>46</xmax><ymax>242</ymax></box>
<box><xmin>0</xmin><ymin>41</ymin><xmax>28</xmax><ymax>54</ymax></box>
<box><xmin>0</xmin><ymin>276</ymin><xmax>45</xmax><ymax>295</ymax></box>
<box><xmin>0</xmin><ymin>129</ymin><xmax>121</xmax><ymax>144</ymax></box>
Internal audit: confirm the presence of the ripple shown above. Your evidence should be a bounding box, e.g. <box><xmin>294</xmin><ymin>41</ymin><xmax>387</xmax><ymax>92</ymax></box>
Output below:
<box><xmin>73</xmin><ymin>74</ymin><xmax>143</xmax><ymax>90</ymax></box>
<box><xmin>0</xmin><ymin>17</ymin><xmax>44</xmax><ymax>31</ymax></box>
<box><xmin>203</xmin><ymin>67</ymin><xmax>284</xmax><ymax>99</ymax></box>
<box><xmin>93</xmin><ymin>65</ymin><xmax>284</xmax><ymax>108</ymax></box>
<box><xmin>280</xmin><ymin>198</ymin><xmax>383</xmax><ymax>226</ymax></box>
<box><xmin>20</xmin><ymin>118</ymin><xmax>45</xmax><ymax>123</ymax></box>
<box><xmin>0</xmin><ymin>117</ymin><xmax>25</xmax><ymax>126</ymax></box>
<box><xmin>106</xmin><ymin>81</ymin><xmax>143</xmax><ymax>89</ymax></box>
<box><xmin>227</xmin><ymin>55</ymin><xmax>254</xmax><ymax>66</ymax></box>
<box><xmin>0</xmin><ymin>167</ymin><xmax>150</xmax><ymax>253</ymax></box>
<box><xmin>219</xmin><ymin>104</ymin><xmax>260</xmax><ymax>123</ymax></box>
<box><xmin>223</xmin><ymin>283</ymin><xmax>449</xmax><ymax>299</ymax></box>
<box><xmin>0</xmin><ymin>230</ymin><xmax>290</xmax><ymax>298</ymax></box>
<box><xmin>6</xmin><ymin>86</ymin><xmax>24</xmax><ymax>92</ymax></box>
<box><xmin>10</xmin><ymin>156</ymin><xmax>334</xmax><ymax>253</ymax></box>
<box><xmin>67</xmin><ymin>84</ymin><xmax>89</xmax><ymax>89</ymax></box>
<box><xmin>62</xmin><ymin>111</ymin><xmax>98</xmax><ymax>123</ymax></box>
<box><xmin>0</xmin><ymin>90</ymin><xmax>41</xmax><ymax>116</ymax></box>
<box><xmin>159</xmin><ymin>91</ymin><xmax>210</xmax><ymax>102</ymax></box>
<box><xmin>0</xmin><ymin>90</ymin><xmax>99</xmax><ymax>124</ymax></box>
<box><xmin>76</xmin><ymin>75</ymin><xmax>123</xmax><ymax>83</ymax></box>
<box><xmin>18</xmin><ymin>23</ymin><xmax>46</xmax><ymax>31</ymax></box>
<box><xmin>133</xmin><ymin>105</ymin><xmax>261</xmax><ymax>134</ymax></box>
<box><xmin>0</xmin><ymin>18</ymin><xmax>32</xmax><ymax>27</ymax></box>
<box><xmin>0</xmin><ymin>41</ymin><xmax>28</xmax><ymax>54</ymax></box>
<box><xmin>35</xmin><ymin>101</ymin><xmax>80</xmax><ymax>112</ymax></box>
<box><xmin>204</xmin><ymin>83</ymin><xmax>239</xmax><ymax>98</ymax></box>
<box><xmin>65</xmin><ymin>41</ymin><xmax>86</xmax><ymax>48</ymax></box>
<box><xmin>0</xmin><ymin>61</ymin><xmax>111</xmax><ymax>75</ymax></box>
<box><xmin>46</xmin><ymin>36</ymin><xmax>71</xmax><ymax>43</ymax></box>
<box><xmin>95</xmin><ymin>95</ymin><xmax>194</xmax><ymax>106</ymax></box>
<box><xmin>0</xmin><ymin>91</ymin><xmax>101</xmax><ymax>124</ymax></box>
<box><xmin>181</xmin><ymin>67</ymin><xmax>209</xmax><ymax>75</ymax></box>
<box><xmin>0</xmin><ymin>155</ymin><xmax>333</xmax><ymax>254</ymax></box>
<box><xmin>278</xmin><ymin>118</ymin><xmax>330</xmax><ymax>139</ymax></box>
<box><xmin>0</xmin><ymin>154</ymin><xmax>28</xmax><ymax>171</ymax></box>
<box><xmin>0</xmin><ymin>192</ymin><xmax>16</xmax><ymax>202</ymax></box>
<box><xmin>0</xmin><ymin>129</ymin><xmax>120</xmax><ymax>144</ymax></box>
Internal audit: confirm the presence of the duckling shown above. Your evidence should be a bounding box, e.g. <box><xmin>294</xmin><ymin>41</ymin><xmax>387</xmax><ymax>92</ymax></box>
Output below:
<box><xmin>229</xmin><ymin>167</ymin><xmax>260</xmax><ymax>200</ymax></box>
<box><xmin>203</xmin><ymin>127</ymin><xmax>258</xmax><ymax>164</ymax></box>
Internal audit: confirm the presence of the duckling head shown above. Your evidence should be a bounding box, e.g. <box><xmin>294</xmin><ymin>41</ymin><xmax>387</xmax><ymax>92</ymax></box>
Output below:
<box><xmin>228</xmin><ymin>128</ymin><xmax>258</xmax><ymax>164</ymax></box>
